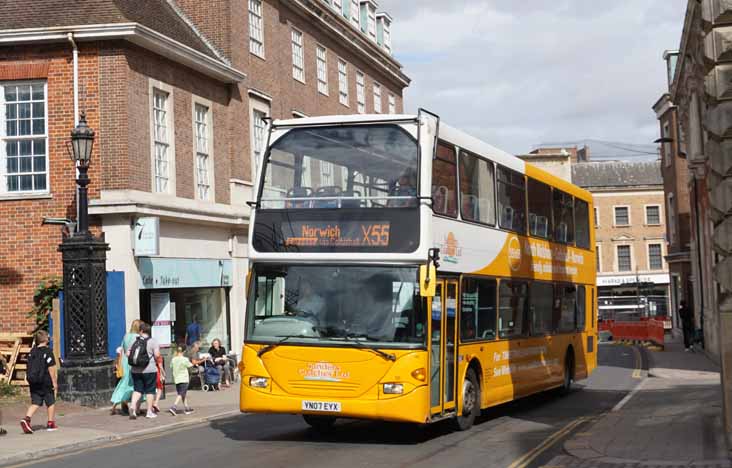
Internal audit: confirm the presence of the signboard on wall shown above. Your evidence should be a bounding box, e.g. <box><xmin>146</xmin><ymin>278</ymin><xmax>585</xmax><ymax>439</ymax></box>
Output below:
<box><xmin>134</xmin><ymin>217</ymin><xmax>160</xmax><ymax>257</ymax></box>
<box><xmin>150</xmin><ymin>292</ymin><xmax>172</xmax><ymax>347</ymax></box>
<box><xmin>596</xmin><ymin>273</ymin><xmax>670</xmax><ymax>287</ymax></box>
<box><xmin>138</xmin><ymin>258</ymin><xmax>233</xmax><ymax>289</ymax></box>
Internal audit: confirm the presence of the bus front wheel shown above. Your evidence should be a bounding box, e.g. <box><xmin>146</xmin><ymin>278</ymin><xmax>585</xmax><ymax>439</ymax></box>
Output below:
<box><xmin>453</xmin><ymin>368</ymin><xmax>480</xmax><ymax>431</ymax></box>
<box><xmin>303</xmin><ymin>415</ymin><xmax>336</xmax><ymax>432</ymax></box>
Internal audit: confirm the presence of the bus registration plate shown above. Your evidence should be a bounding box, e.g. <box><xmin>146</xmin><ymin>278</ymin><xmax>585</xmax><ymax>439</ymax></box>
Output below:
<box><xmin>302</xmin><ymin>400</ymin><xmax>341</xmax><ymax>412</ymax></box>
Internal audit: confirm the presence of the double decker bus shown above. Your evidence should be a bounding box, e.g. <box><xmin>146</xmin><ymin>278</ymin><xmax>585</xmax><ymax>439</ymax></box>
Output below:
<box><xmin>240</xmin><ymin>111</ymin><xmax>597</xmax><ymax>430</ymax></box>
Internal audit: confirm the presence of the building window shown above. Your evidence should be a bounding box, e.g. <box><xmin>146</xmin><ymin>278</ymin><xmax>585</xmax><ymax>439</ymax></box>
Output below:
<box><xmin>646</xmin><ymin>205</ymin><xmax>660</xmax><ymax>225</ymax></box>
<box><xmin>1</xmin><ymin>81</ymin><xmax>48</xmax><ymax>194</ymax></box>
<box><xmin>249</xmin><ymin>0</ymin><xmax>264</xmax><ymax>57</ymax></box>
<box><xmin>291</xmin><ymin>29</ymin><xmax>305</xmax><ymax>82</ymax></box>
<box><xmin>667</xmin><ymin>193</ymin><xmax>677</xmax><ymax>244</ymax></box>
<box><xmin>194</xmin><ymin>103</ymin><xmax>212</xmax><ymax>201</ymax></box>
<box><xmin>338</xmin><ymin>59</ymin><xmax>348</xmax><ymax>106</ymax></box>
<box><xmin>459</xmin><ymin>150</ymin><xmax>495</xmax><ymax>225</ymax></box>
<box><xmin>648</xmin><ymin>243</ymin><xmax>663</xmax><ymax>270</ymax></box>
<box><xmin>594</xmin><ymin>206</ymin><xmax>599</xmax><ymax>227</ymax></box>
<box><xmin>356</xmin><ymin>71</ymin><xmax>366</xmax><ymax>113</ymax></box>
<box><xmin>367</xmin><ymin>5</ymin><xmax>377</xmax><ymax>40</ymax></box>
<box><xmin>316</xmin><ymin>45</ymin><xmax>328</xmax><ymax>95</ymax></box>
<box><xmin>614</xmin><ymin>206</ymin><xmax>629</xmax><ymax>226</ymax></box>
<box><xmin>662</xmin><ymin>121</ymin><xmax>671</xmax><ymax>167</ymax></box>
<box><xmin>252</xmin><ymin>110</ymin><xmax>267</xmax><ymax>177</ymax></box>
<box><xmin>527</xmin><ymin>178</ymin><xmax>551</xmax><ymax>239</ymax></box>
<box><xmin>332</xmin><ymin>0</ymin><xmax>341</xmax><ymax>11</ymax></box>
<box><xmin>498</xmin><ymin>280</ymin><xmax>528</xmax><ymax>339</ymax></box>
<box><xmin>432</xmin><ymin>141</ymin><xmax>457</xmax><ymax>217</ymax></box>
<box><xmin>152</xmin><ymin>88</ymin><xmax>171</xmax><ymax>193</ymax></box>
<box><xmin>596</xmin><ymin>245</ymin><xmax>601</xmax><ymax>272</ymax></box>
<box><xmin>388</xmin><ymin>94</ymin><xmax>396</xmax><ymax>114</ymax></box>
<box><xmin>350</xmin><ymin>0</ymin><xmax>360</xmax><ymax>28</ymax></box>
<box><xmin>617</xmin><ymin>245</ymin><xmax>632</xmax><ymax>272</ymax></box>
<box><xmin>382</xmin><ymin>19</ymin><xmax>391</xmax><ymax>52</ymax></box>
<box><xmin>461</xmin><ymin>277</ymin><xmax>497</xmax><ymax>341</ymax></box>
<box><xmin>373</xmin><ymin>82</ymin><xmax>382</xmax><ymax>113</ymax></box>
<box><xmin>497</xmin><ymin>166</ymin><xmax>526</xmax><ymax>234</ymax></box>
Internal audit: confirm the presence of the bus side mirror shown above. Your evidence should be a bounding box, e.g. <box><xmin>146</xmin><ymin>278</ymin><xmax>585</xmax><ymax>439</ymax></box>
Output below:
<box><xmin>419</xmin><ymin>264</ymin><xmax>436</xmax><ymax>297</ymax></box>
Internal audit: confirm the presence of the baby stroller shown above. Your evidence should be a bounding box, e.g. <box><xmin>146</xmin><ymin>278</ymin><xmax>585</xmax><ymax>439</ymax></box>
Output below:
<box><xmin>202</xmin><ymin>360</ymin><xmax>222</xmax><ymax>391</ymax></box>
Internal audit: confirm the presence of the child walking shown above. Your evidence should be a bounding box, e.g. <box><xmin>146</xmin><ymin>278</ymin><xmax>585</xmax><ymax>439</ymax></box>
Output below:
<box><xmin>169</xmin><ymin>346</ymin><xmax>194</xmax><ymax>415</ymax></box>
<box><xmin>21</xmin><ymin>331</ymin><xmax>58</xmax><ymax>434</ymax></box>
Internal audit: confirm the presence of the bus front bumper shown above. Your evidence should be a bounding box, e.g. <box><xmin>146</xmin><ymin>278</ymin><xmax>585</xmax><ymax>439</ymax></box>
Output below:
<box><xmin>240</xmin><ymin>384</ymin><xmax>431</xmax><ymax>424</ymax></box>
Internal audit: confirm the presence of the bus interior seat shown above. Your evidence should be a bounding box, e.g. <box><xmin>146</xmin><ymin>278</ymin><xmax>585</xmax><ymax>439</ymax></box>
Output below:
<box><xmin>432</xmin><ymin>185</ymin><xmax>449</xmax><ymax>213</ymax></box>
<box><xmin>313</xmin><ymin>186</ymin><xmax>342</xmax><ymax>208</ymax></box>
<box><xmin>462</xmin><ymin>194</ymin><xmax>479</xmax><ymax>220</ymax></box>
<box><xmin>501</xmin><ymin>206</ymin><xmax>514</xmax><ymax>229</ymax></box>
<box><xmin>286</xmin><ymin>187</ymin><xmax>312</xmax><ymax>208</ymax></box>
<box><xmin>340</xmin><ymin>190</ymin><xmax>362</xmax><ymax>208</ymax></box>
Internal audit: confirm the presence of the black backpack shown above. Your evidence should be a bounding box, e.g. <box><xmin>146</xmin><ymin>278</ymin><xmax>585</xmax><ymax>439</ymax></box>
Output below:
<box><xmin>127</xmin><ymin>336</ymin><xmax>151</xmax><ymax>368</ymax></box>
<box><xmin>26</xmin><ymin>347</ymin><xmax>48</xmax><ymax>385</ymax></box>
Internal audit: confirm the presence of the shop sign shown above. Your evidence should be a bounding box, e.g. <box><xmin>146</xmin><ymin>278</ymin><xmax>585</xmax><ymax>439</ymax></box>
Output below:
<box><xmin>597</xmin><ymin>273</ymin><xmax>670</xmax><ymax>287</ymax></box>
<box><xmin>138</xmin><ymin>258</ymin><xmax>233</xmax><ymax>289</ymax></box>
<box><xmin>134</xmin><ymin>217</ymin><xmax>160</xmax><ymax>257</ymax></box>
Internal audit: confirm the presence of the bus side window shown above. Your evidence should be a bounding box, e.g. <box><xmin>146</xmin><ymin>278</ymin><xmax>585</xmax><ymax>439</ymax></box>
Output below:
<box><xmin>497</xmin><ymin>167</ymin><xmax>527</xmax><ymax>234</ymax></box>
<box><xmin>575</xmin><ymin>199</ymin><xmax>590</xmax><ymax>249</ymax></box>
<box><xmin>576</xmin><ymin>285</ymin><xmax>587</xmax><ymax>332</ymax></box>
<box><xmin>552</xmin><ymin>189</ymin><xmax>575</xmax><ymax>245</ymax></box>
<box><xmin>498</xmin><ymin>280</ymin><xmax>528</xmax><ymax>339</ymax></box>
<box><xmin>461</xmin><ymin>277</ymin><xmax>497</xmax><ymax>341</ymax></box>
<box><xmin>530</xmin><ymin>282</ymin><xmax>553</xmax><ymax>335</ymax></box>
<box><xmin>528</xmin><ymin>178</ymin><xmax>552</xmax><ymax>239</ymax></box>
<box><xmin>554</xmin><ymin>284</ymin><xmax>576</xmax><ymax>332</ymax></box>
<box><xmin>432</xmin><ymin>142</ymin><xmax>458</xmax><ymax>217</ymax></box>
<box><xmin>459</xmin><ymin>151</ymin><xmax>496</xmax><ymax>225</ymax></box>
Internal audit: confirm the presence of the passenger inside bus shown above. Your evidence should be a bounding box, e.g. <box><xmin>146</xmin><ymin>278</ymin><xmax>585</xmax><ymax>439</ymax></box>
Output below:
<box><xmin>388</xmin><ymin>171</ymin><xmax>417</xmax><ymax>207</ymax></box>
<box><xmin>290</xmin><ymin>280</ymin><xmax>326</xmax><ymax>323</ymax></box>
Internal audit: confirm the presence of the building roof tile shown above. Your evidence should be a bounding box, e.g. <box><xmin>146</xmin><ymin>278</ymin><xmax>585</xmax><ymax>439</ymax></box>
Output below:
<box><xmin>571</xmin><ymin>160</ymin><xmax>663</xmax><ymax>189</ymax></box>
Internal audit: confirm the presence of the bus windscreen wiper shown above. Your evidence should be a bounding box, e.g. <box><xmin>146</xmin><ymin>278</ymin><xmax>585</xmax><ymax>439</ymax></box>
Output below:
<box><xmin>342</xmin><ymin>334</ymin><xmax>396</xmax><ymax>362</ymax></box>
<box><xmin>257</xmin><ymin>335</ymin><xmax>315</xmax><ymax>358</ymax></box>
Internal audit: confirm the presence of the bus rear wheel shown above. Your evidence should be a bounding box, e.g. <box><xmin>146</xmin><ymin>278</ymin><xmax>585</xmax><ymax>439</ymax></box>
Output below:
<box><xmin>453</xmin><ymin>368</ymin><xmax>480</xmax><ymax>431</ymax></box>
<box><xmin>303</xmin><ymin>415</ymin><xmax>336</xmax><ymax>432</ymax></box>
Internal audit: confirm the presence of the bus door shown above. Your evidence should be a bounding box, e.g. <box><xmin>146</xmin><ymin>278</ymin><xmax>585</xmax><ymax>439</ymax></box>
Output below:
<box><xmin>430</xmin><ymin>279</ymin><xmax>459</xmax><ymax>416</ymax></box>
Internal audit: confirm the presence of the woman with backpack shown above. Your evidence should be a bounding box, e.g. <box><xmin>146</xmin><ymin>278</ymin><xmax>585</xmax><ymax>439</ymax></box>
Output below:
<box><xmin>127</xmin><ymin>322</ymin><xmax>161</xmax><ymax>420</ymax></box>
<box><xmin>110</xmin><ymin>320</ymin><xmax>141</xmax><ymax>415</ymax></box>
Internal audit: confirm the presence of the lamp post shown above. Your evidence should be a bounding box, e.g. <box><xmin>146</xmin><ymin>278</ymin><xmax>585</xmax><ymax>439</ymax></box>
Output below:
<box><xmin>56</xmin><ymin>112</ymin><xmax>115</xmax><ymax>406</ymax></box>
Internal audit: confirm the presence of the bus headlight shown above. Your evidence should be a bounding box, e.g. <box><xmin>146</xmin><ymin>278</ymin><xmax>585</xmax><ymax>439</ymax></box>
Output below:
<box><xmin>249</xmin><ymin>376</ymin><xmax>269</xmax><ymax>388</ymax></box>
<box><xmin>383</xmin><ymin>383</ymin><xmax>404</xmax><ymax>394</ymax></box>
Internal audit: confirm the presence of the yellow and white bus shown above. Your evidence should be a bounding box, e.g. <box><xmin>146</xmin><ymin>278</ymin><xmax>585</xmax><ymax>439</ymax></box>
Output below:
<box><xmin>240</xmin><ymin>111</ymin><xmax>597</xmax><ymax>431</ymax></box>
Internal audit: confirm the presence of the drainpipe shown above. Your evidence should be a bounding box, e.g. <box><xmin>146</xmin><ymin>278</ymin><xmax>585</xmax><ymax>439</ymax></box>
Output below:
<box><xmin>67</xmin><ymin>33</ymin><xmax>79</xmax><ymax>125</ymax></box>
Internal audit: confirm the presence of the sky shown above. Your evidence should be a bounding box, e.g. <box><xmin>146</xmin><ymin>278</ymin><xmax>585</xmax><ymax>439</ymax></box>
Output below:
<box><xmin>378</xmin><ymin>0</ymin><xmax>687</xmax><ymax>157</ymax></box>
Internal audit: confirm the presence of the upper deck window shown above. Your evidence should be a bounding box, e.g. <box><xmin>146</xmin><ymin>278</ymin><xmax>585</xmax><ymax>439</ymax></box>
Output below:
<box><xmin>553</xmin><ymin>189</ymin><xmax>574</xmax><ymax>244</ymax></box>
<box><xmin>260</xmin><ymin>124</ymin><xmax>418</xmax><ymax>209</ymax></box>
<box><xmin>432</xmin><ymin>142</ymin><xmax>458</xmax><ymax>218</ymax></box>
<box><xmin>459</xmin><ymin>150</ymin><xmax>495</xmax><ymax>225</ymax></box>
<box><xmin>527</xmin><ymin>178</ymin><xmax>551</xmax><ymax>239</ymax></box>
<box><xmin>497</xmin><ymin>166</ymin><xmax>526</xmax><ymax>234</ymax></box>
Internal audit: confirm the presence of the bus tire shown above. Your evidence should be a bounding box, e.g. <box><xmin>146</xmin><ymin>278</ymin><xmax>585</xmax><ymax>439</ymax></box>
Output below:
<box><xmin>453</xmin><ymin>368</ymin><xmax>480</xmax><ymax>431</ymax></box>
<box><xmin>561</xmin><ymin>351</ymin><xmax>574</xmax><ymax>395</ymax></box>
<box><xmin>303</xmin><ymin>415</ymin><xmax>336</xmax><ymax>432</ymax></box>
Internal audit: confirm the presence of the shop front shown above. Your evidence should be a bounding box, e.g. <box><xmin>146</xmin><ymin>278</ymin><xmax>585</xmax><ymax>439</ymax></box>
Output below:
<box><xmin>138</xmin><ymin>258</ymin><xmax>234</xmax><ymax>350</ymax></box>
<box><xmin>597</xmin><ymin>273</ymin><xmax>671</xmax><ymax>323</ymax></box>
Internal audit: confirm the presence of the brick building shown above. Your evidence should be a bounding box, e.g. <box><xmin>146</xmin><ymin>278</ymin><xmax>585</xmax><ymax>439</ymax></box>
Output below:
<box><xmin>652</xmin><ymin>49</ymin><xmax>693</xmax><ymax>337</ymax></box>
<box><xmin>0</xmin><ymin>0</ymin><xmax>409</xmax><ymax>350</ymax></box>
<box><xmin>572</xmin><ymin>161</ymin><xmax>671</xmax><ymax>323</ymax></box>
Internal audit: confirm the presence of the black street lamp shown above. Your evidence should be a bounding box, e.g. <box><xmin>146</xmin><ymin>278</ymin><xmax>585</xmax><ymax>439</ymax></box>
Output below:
<box><xmin>57</xmin><ymin>112</ymin><xmax>115</xmax><ymax>406</ymax></box>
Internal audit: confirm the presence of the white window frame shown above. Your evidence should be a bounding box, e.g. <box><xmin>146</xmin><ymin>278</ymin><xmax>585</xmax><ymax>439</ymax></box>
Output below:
<box><xmin>667</xmin><ymin>193</ymin><xmax>677</xmax><ymax>244</ymax></box>
<box><xmin>596</xmin><ymin>244</ymin><xmax>602</xmax><ymax>272</ymax></box>
<box><xmin>647</xmin><ymin>242</ymin><xmax>664</xmax><ymax>271</ymax></box>
<box><xmin>594</xmin><ymin>206</ymin><xmax>599</xmax><ymax>227</ymax></box>
<box><xmin>338</xmin><ymin>59</ymin><xmax>349</xmax><ymax>106</ymax></box>
<box><xmin>388</xmin><ymin>93</ymin><xmax>396</xmax><ymax>114</ymax></box>
<box><xmin>350</xmin><ymin>0</ymin><xmax>360</xmax><ymax>28</ymax></box>
<box><xmin>332</xmin><ymin>0</ymin><xmax>342</xmax><ymax>11</ymax></box>
<box><xmin>192</xmin><ymin>97</ymin><xmax>214</xmax><ymax>202</ymax></box>
<box><xmin>383</xmin><ymin>21</ymin><xmax>391</xmax><ymax>52</ymax></box>
<box><xmin>367</xmin><ymin>4</ymin><xmax>377</xmax><ymax>40</ymax></box>
<box><xmin>645</xmin><ymin>204</ymin><xmax>661</xmax><ymax>226</ymax></box>
<box><xmin>291</xmin><ymin>28</ymin><xmax>305</xmax><ymax>83</ymax></box>
<box><xmin>662</xmin><ymin>120</ymin><xmax>672</xmax><ymax>167</ymax></box>
<box><xmin>613</xmin><ymin>205</ymin><xmax>630</xmax><ymax>227</ymax></box>
<box><xmin>249</xmin><ymin>0</ymin><xmax>265</xmax><ymax>58</ymax></box>
<box><xmin>249</xmin><ymin>97</ymin><xmax>270</xmax><ymax>186</ymax></box>
<box><xmin>316</xmin><ymin>45</ymin><xmax>329</xmax><ymax>96</ymax></box>
<box><xmin>616</xmin><ymin>244</ymin><xmax>633</xmax><ymax>273</ymax></box>
<box><xmin>149</xmin><ymin>80</ymin><xmax>176</xmax><ymax>195</ymax></box>
<box><xmin>373</xmin><ymin>82</ymin><xmax>382</xmax><ymax>113</ymax></box>
<box><xmin>356</xmin><ymin>70</ymin><xmax>365</xmax><ymax>114</ymax></box>
<box><xmin>0</xmin><ymin>80</ymin><xmax>49</xmax><ymax>196</ymax></box>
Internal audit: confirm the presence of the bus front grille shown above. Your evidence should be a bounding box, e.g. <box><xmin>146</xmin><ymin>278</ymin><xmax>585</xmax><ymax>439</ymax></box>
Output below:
<box><xmin>288</xmin><ymin>380</ymin><xmax>361</xmax><ymax>395</ymax></box>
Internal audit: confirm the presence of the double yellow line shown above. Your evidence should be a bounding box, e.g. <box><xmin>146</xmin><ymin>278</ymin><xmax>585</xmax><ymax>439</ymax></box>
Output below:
<box><xmin>507</xmin><ymin>417</ymin><xmax>587</xmax><ymax>468</ymax></box>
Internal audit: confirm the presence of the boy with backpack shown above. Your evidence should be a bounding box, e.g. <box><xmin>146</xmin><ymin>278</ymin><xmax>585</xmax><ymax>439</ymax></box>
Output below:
<box><xmin>126</xmin><ymin>322</ymin><xmax>161</xmax><ymax>420</ymax></box>
<box><xmin>168</xmin><ymin>345</ymin><xmax>194</xmax><ymax>415</ymax></box>
<box><xmin>21</xmin><ymin>330</ymin><xmax>58</xmax><ymax>434</ymax></box>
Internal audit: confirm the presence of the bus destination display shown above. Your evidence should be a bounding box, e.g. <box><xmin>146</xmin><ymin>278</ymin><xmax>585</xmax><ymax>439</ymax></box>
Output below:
<box><xmin>284</xmin><ymin>221</ymin><xmax>390</xmax><ymax>248</ymax></box>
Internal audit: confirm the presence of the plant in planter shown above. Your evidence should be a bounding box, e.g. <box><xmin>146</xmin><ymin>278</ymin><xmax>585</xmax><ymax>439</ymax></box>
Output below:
<box><xmin>27</xmin><ymin>276</ymin><xmax>62</xmax><ymax>335</ymax></box>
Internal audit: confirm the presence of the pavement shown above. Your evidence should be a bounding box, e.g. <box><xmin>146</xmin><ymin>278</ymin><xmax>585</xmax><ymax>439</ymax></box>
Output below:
<box><xmin>0</xmin><ymin>383</ymin><xmax>240</xmax><ymax>467</ymax></box>
<box><xmin>546</xmin><ymin>337</ymin><xmax>730</xmax><ymax>468</ymax></box>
